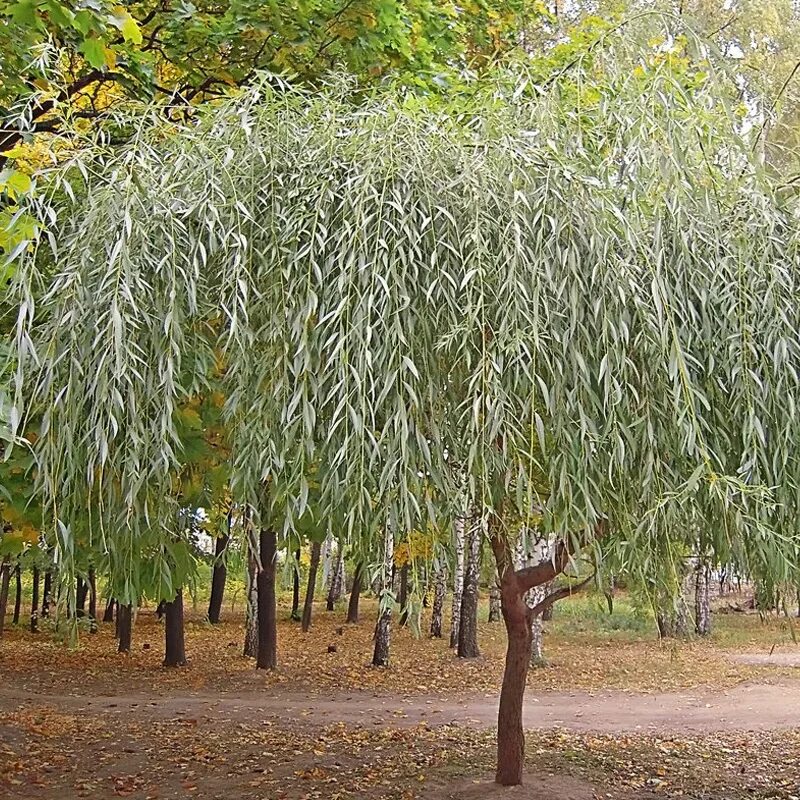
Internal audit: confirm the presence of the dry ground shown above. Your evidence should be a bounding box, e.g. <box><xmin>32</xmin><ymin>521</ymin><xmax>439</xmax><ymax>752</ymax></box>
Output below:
<box><xmin>1</xmin><ymin>597</ymin><xmax>799</xmax><ymax>799</ymax></box>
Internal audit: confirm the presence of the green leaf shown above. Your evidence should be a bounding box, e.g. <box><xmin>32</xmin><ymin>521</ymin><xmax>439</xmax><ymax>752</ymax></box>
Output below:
<box><xmin>80</xmin><ymin>36</ymin><xmax>107</xmax><ymax>69</ymax></box>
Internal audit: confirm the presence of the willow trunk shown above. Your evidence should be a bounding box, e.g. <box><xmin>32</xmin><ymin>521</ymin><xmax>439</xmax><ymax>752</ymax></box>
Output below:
<box><xmin>256</xmin><ymin>529</ymin><xmax>277</xmax><ymax>670</ymax></box>
<box><xmin>347</xmin><ymin>562</ymin><xmax>363</xmax><ymax>624</ymax></box>
<box><xmin>163</xmin><ymin>589</ymin><xmax>187</xmax><ymax>667</ymax></box>
<box><xmin>301</xmin><ymin>540</ymin><xmax>322</xmax><ymax>632</ymax></box>
<box><xmin>207</xmin><ymin>531</ymin><xmax>229</xmax><ymax>624</ymax></box>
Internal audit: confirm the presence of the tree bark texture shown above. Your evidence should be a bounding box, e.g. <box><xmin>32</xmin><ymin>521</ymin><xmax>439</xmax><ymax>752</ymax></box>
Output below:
<box><xmin>430</xmin><ymin>561</ymin><xmax>446</xmax><ymax>638</ymax></box>
<box><xmin>41</xmin><ymin>571</ymin><xmax>52</xmax><ymax>618</ymax></box>
<box><xmin>117</xmin><ymin>603</ymin><xmax>133</xmax><ymax>653</ymax></box>
<box><xmin>449</xmin><ymin>515</ymin><xmax>466</xmax><ymax>648</ymax></box>
<box><xmin>103</xmin><ymin>597</ymin><xmax>115</xmax><ymax>623</ymax></box>
<box><xmin>75</xmin><ymin>575</ymin><xmax>88</xmax><ymax>618</ymax></box>
<box><xmin>291</xmin><ymin>548</ymin><xmax>301</xmax><ymax>621</ymax></box>
<box><xmin>244</xmin><ymin>544</ymin><xmax>258</xmax><ymax>658</ymax></box>
<box><xmin>301</xmin><ymin>540</ymin><xmax>322</xmax><ymax>633</ymax></box>
<box><xmin>87</xmin><ymin>567</ymin><xmax>97</xmax><ymax>632</ymax></box>
<box><xmin>347</xmin><ymin>562</ymin><xmax>363</xmax><ymax>624</ymax></box>
<box><xmin>695</xmin><ymin>559</ymin><xmax>711</xmax><ymax>636</ymax></box>
<box><xmin>30</xmin><ymin>565</ymin><xmax>40</xmax><ymax>633</ymax></box>
<box><xmin>163</xmin><ymin>589</ymin><xmax>187</xmax><ymax>667</ymax></box>
<box><xmin>256</xmin><ymin>529</ymin><xmax>278</xmax><ymax>670</ymax></box>
<box><xmin>458</xmin><ymin>512</ymin><xmax>481</xmax><ymax>658</ymax></box>
<box><xmin>12</xmin><ymin>564</ymin><xmax>21</xmax><ymax>625</ymax></box>
<box><xmin>207</xmin><ymin>530</ymin><xmax>229</xmax><ymax>624</ymax></box>
<box><xmin>488</xmin><ymin>581</ymin><xmax>501</xmax><ymax>622</ymax></box>
<box><xmin>0</xmin><ymin>560</ymin><xmax>11</xmax><ymax>638</ymax></box>
<box><xmin>326</xmin><ymin>546</ymin><xmax>344</xmax><ymax>611</ymax></box>
<box><xmin>398</xmin><ymin>563</ymin><xmax>410</xmax><ymax>626</ymax></box>
<box><xmin>372</xmin><ymin>525</ymin><xmax>394</xmax><ymax>667</ymax></box>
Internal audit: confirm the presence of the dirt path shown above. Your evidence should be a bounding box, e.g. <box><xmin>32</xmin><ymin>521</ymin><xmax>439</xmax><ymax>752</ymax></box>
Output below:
<box><xmin>1</xmin><ymin>678</ymin><xmax>798</xmax><ymax>734</ymax></box>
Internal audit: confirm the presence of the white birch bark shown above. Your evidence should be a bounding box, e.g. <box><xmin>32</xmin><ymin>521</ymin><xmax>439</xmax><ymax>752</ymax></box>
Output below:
<box><xmin>449</xmin><ymin>514</ymin><xmax>466</xmax><ymax>648</ymax></box>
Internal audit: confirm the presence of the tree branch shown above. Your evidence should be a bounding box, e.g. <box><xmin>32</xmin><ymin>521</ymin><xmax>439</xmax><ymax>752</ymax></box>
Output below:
<box><xmin>526</xmin><ymin>573</ymin><xmax>594</xmax><ymax>618</ymax></box>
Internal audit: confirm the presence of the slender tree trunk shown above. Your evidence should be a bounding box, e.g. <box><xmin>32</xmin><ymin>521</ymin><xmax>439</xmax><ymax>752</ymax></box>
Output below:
<box><xmin>301</xmin><ymin>540</ymin><xmax>321</xmax><ymax>633</ymax></box>
<box><xmin>75</xmin><ymin>575</ymin><xmax>88</xmax><ymax>617</ymax></box>
<box><xmin>207</xmin><ymin>531</ymin><xmax>229</xmax><ymax>624</ymax></box>
<box><xmin>117</xmin><ymin>603</ymin><xmax>133</xmax><ymax>653</ymax></box>
<box><xmin>256</xmin><ymin>529</ymin><xmax>277</xmax><ymax>670</ymax></box>
<box><xmin>372</xmin><ymin>525</ymin><xmax>394</xmax><ymax>667</ymax></box>
<box><xmin>398</xmin><ymin>563</ymin><xmax>410</xmax><ymax>626</ymax></box>
<box><xmin>326</xmin><ymin>547</ymin><xmax>344</xmax><ymax>611</ymax></box>
<box><xmin>542</xmin><ymin>603</ymin><xmax>554</xmax><ymax>622</ymax></box>
<box><xmin>244</xmin><ymin>545</ymin><xmax>258</xmax><ymax>658</ymax></box>
<box><xmin>320</xmin><ymin>534</ymin><xmax>334</xmax><ymax>593</ymax></box>
<box><xmin>41</xmin><ymin>571</ymin><xmax>52</xmax><ymax>618</ymax></box>
<box><xmin>430</xmin><ymin>562</ymin><xmax>446</xmax><ymax>638</ymax></box>
<box><xmin>291</xmin><ymin>548</ymin><xmax>301</xmax><ymax>621</ymax></box>
<box><xmin>30</xmin><ymin>565</ymin><xmax>40</xmax><ymax>633</ymax></box>
<box><xmin>0</xmin><ymin>559</ymin><xmax>11</xmax><ymax>638</ymax></box>
<box><xmin>488</xmin><ymin>581</ymin><xmax>501</xmax><ymax>622</ymax></box>
<box><xmin>695</xmin><ymin>559</ymin><xmax>711</xmax><ymax>636</ymax></box>
<box><xmin>458</xmin><ymin>513</ymin><xmax>481</xmax><ymax>658</ymax></box>
<box><xmin>12</xmin><ymin>564</ymin><xmax>21</xmax><ymax>625</ymax></box>
<box><xmin>163</xmin><ymin>589</ymin><xmax>187</xmax><ymax>667</ymax></box>
<box><xmin>496</xmin><ymin>587</ymin><xmax>532</xmax><ymax>786</ymax></box>
<box><xmin>103</xmin><ymin>597</ymin><xmax>115</xmax><ymax>623</ymax></box>
<box><xmin>449</xmin><ymin>515</ymin><xmax>466</xmax><ymax>648</ymax></box>
<box><xmin>346</xmin><ymin>561</ymin><xmax>363</xmax><ymax>624</ymax></box>
<box><xmin>87</xmin><ymin>567</ymin><xmax>97</xmax><ymax>632</ymax></box>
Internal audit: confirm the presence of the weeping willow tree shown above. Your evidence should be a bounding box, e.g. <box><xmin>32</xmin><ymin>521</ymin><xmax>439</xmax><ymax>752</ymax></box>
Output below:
<box><xmin>10</xmin><ymin>17</ymin><xmax>800</xmax><ymax>786</ymax></box>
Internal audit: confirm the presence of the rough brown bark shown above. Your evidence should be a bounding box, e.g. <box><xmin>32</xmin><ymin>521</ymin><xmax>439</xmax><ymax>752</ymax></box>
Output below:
<box><xmin>0</xmin><ymin>559</ymin><xmax>11</xmax><ymax>638</ymax></box>
<box><xmin>346</xmin><ymin>562</ymin><xmax>363</xmax><ymax>624</ymax></box>
<box><xmin>291</xmin><ymin>548</ymin><xmax>301</xmax><ymax>621</ymax></box>
<box><xmin>301</xmin><ymin>540</ymin><xmax>321</xmax><ymax>633</ymax></box>
<box><xmin>117</xmin><ymin>603</ymin><xmax>133</xmax><ymax>653</ymax></box>
<box><xmin>256</xmin><ymin>529</ymin><xmax>278</xmax><ymax>670</ymax></box>
<box><xmin>430</xmin><ymin>562</ymin><xmax>446</xmax><ymax>638</ymax></box>
<box><xmin>207</xmin><ymin>531</ymin><xmax>229</xmax><ymax>624</ymax></box>
<box><xmin>12</xmin><ymin>564</ymin><xmax>21</xmax><ymax>625</ymax></box>
<box><xmin>496</xmin><ymin>585</ymin><xmax>532</xmax><ymax>786</ymax></box>
<box><xmin>398</xmin><ymin>563</ymin><xmax>410</xmax><ymax>626</ymax></box>
<box><xmin>163</xmin><ymin>589</ymin><xmax>187</xmax><ymax>667</ymax></box>
<box><xmin>30</xmin><ymin>565</ymin><xmax>40</xmax><ymax>633</ymax></box>
<box><xmin>458</xmin><ymin>514</ymin><xmax>481</xmax><ymax>658</ymax></box>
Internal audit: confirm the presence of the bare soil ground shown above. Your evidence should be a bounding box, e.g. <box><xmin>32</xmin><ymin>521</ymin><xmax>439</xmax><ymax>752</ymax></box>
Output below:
<box><xmin>1</xmin><ymin>602</ymin><xmax>800</xmax><ymax>799</ymax></box>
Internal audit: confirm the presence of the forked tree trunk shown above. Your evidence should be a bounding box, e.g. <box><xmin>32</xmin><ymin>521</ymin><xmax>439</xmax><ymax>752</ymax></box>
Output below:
<box><xmin>488</xmin><ymin>582</ymin><xmax>501</xmax><ymax>622</ymax></box>
<box><xmin>398</xmin><ymin>563</ymin><xmax>410</xmax><ymax>626</ymax></box>
<box><xmin>301</xmin><ymin>540</ymin><xmax>322</xmax><ymax>632</ymax></box>
<box><xmin>12</xmin><ymin>564</ymin><xmax>21</xmax><ymax>625</ymax></box>
<box><xmin>41</xmin><ymin>571</ymin><xmax>52</xmax><ymax>618</ymax></box>
<box><xmin>256</xmin><ymin>529</ymin><xmax>277</xmax><ymax>670</ymax></box>
<box><xmin>291</xmin><ymin>548</ymin><xmax>301</xmax><ymax>621</ymax></box>
<box><xmin>496</xmin><ymin>587</ymin><xmax>532</xmax><ymax>786</ymax></box>
<box><xmin>0</xmin><ymin>559</ymin><xmax>11</xmax><ymax>638</ymax></box>
<box><xmin>430</xmin><ymin>562</ymin><xmax>446</xmax><ymax>638</ymax></box>
<box><xmin>163</xmin><ymin>589</ymin><xmax>187</xmax><ymax>667</ymax></box>
<box><xmin>346</xmin><ymin>562</ymin><xmax>363</xmax><ymax>624</ymax></box>
<box><xmin>458</xmin><ymin>513</ymin><xmax>481</xmax><ymax>658</ymax></box>
<box><xmin>449</xmin><ymin>515</ymin><xmax>466</xmax><ymax>648</ymax></box>
<box><xmin>326</xmin><ymin>547</ymin><xmax>344</xmax><ymax>611</ymax></box>
<box><xmin>372</xmin><ymin>526</ymin><xmax>393</xmax><ymax>666</ymax></box>
<box><xmin>207</xmin><ymin>531</ymin><xmax>229</xmax><ymax>624</ymax></box>
<box><xmin>103</xmin><ymin>597</ymin><xmax>115</xmax><ymax>623</ymax></box>
<box><xmin>695</xmin><ymin>559</ymin><xmax>711</xmax><ymax>636</ymax></box>
<box><xmin>30</xmin><ymin>565</ymin><xmax>40</xmax><ymax>633</ymax></box>
<box><xmin>87</xmin><ymin>567</ymin><xmax>97</xmax><ymax>632</ymax></box>
<box><xmin>244</xmin><ymin>545</ymin><xmax>258</xmax><ymax>658</ymax></box>
<box><xmin>117</xmin><ymin>603</ymin><xmax>133</xmax><ymax>653</ymax></box>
